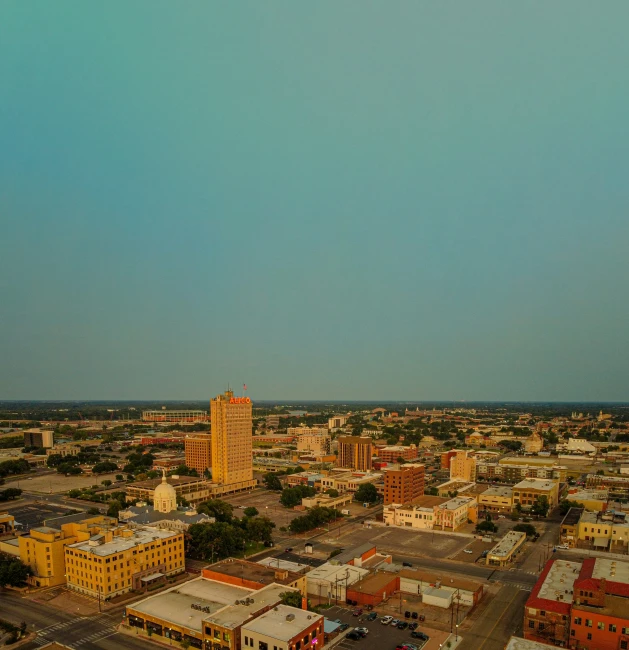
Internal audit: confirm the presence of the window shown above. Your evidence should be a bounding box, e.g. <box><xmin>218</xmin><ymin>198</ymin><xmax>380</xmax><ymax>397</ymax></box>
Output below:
<box><xmin>540</xmin><ymin>611</ymin><xmax>545</xmax><ymax>617</ymax></box>
<box><xmin>538</xmin><ymin>623</ymin><xmax>545</xmax><ymax>631</ymax></box>
<box><xmin>610</xmin><ymin>625</ymin><xmax>617</xmax><ymax>633</ymax></box>
<box><xmin>574</xmin><ymin>618</ymin><xmax>582</xmax><ymax>625</ymax></box>
<box><xmin>586</xmin><ymin>620</ymin><xmax>592</xmax><ymax>628</ymax></box>
<box><xmin>587</xmin><ymin>634</ymin><xmax>592</xmax><ymax>641</ymax></box>
<box><xmin>620</xmin><ymin>641</ymin><xmax>627</xmax><ymax>650</ymax></box>
<box><xmin>598</xmin><ymin>622</ymin><xmax>605</xmax><ymax>630</ymax></box>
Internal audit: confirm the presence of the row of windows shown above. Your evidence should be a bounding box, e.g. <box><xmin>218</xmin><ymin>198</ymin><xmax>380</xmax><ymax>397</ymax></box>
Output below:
<box><xmin>573</xmin><ymin>617</ymin><xmax>625</xmax><ymax>633</ymax></box>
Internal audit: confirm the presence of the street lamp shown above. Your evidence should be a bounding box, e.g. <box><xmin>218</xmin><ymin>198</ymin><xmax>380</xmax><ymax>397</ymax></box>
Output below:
<box><xmin>456</xmin><ymin>624</ymin><xmax>459</xmax><ymax>641</ymax></box>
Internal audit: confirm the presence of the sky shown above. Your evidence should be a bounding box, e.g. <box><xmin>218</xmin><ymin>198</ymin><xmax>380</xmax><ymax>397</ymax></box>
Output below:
<box><xmin>1</xmin><ymin>2</ymin><xmax>628</xmax><ymax>402</ymax></box>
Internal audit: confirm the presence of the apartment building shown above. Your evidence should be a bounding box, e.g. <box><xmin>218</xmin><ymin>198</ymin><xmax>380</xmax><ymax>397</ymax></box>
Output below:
<box><xmin>477</xmin><ymin>461</ymin><xmax>566</xmax><ymax>483</ymax></box>
<box><xmin>142</xmin><ymin>410</ymin><xmax>209</xmax><ymax>423</ymax></box>
<box><xmin>184</xmin><ymin>433</ymin><xmax>212</xmax><ymax>476</ymax></box>
<box><xmin>210</xmin><ymin>390</ymin><xmax>255</xmax><ymax>491</ymax></box>
<box><xmin>66</xmin><ymin>526</ymin><xmax>185</xmax><ymax>598</ymax></box>
<box><xmin>383</xmin><ymin>464</ymin><xmax>425</xmax><ymax>505</ymax></box>
<box><xmin>337</xmin><ymin>436</ymin><xmax>373</xmax><ymax>471</ymax></box>
<box><xmin>586</xmin><ymin>475</ymin><xmax>629</xmax><ymax>501</ymax></box>
<box><xmin>328</xmin><ymin>416</ymin><xmax>348</xmax><ymax>430</ymax></box>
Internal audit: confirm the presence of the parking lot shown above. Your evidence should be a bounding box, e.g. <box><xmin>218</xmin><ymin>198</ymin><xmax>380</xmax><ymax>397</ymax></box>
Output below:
<box><xmin>450</xmin><ymin>538</ymin><xmax>496</xmax><ymax>563</ymax></box>
<box><xmin>325</xmin><ymin>605</ymin><xmax>450</xmax><ymax>650</ymax></box>
<box><xmin>332</xmin><ymin>525</ymin><xmax>473</xmax><ymax>560</ymax></box>
<box><xmin>5</xmin><ymin>503</ymin><xmax>79</xmax><ymax>530</ymax></box>
<box><xmin>225</xmin><ymin>489</ymin><xmax>303</xmax><ymax>533</ymax></box>
<box><xmin>9</xmin><ymin>470</ymin><xmax>121</xmax><ymax>494</ymax></box>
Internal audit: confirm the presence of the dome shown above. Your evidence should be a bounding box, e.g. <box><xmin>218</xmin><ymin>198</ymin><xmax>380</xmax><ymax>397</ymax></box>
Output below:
<box><xmin>154</xmin><ymin>470</ymin><xmax>177</xmax><ymax>513</ymax></box>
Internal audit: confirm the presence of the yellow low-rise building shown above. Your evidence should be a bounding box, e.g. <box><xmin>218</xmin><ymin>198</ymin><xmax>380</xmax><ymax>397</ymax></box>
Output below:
<box><xmin>66</xmin><ymin>526</ymin><xmax>185</xmax><ymax>599</ymax></box>
<box><xmin>18</xmin><ymin>515</ymin><xmax>116</xmax><ymax>588</ymax></box>
<box><xmin>512</xmin><ymin>478</ymin><xmax>559</xmax><ymax>510</ymax></box>
<box><xmin>0</xmin><ymin>512</ymin><xmax>15</xmax><ymax>535</ymax></box>
<box><xmin>477</xmin><ymin>486</ymin><xmax>513</xmax><ymax>512</ymax></box>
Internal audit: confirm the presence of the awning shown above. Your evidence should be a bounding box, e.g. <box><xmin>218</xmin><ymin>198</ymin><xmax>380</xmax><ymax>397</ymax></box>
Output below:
<box><xmin>593</xmin><ymin>538</ymin><xmax>609</xmax><ymax>548</ymax></box>
<box><xmin>141</xmin><ymin>572</ymin><xmax>165</xmax><ymax>582</ymax></box>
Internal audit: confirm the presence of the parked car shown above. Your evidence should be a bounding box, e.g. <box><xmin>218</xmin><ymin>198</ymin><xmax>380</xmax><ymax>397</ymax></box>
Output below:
<box><xmin>555</xmin><ymin>544</ymin><xmax>569</xmax><ymax>550</ymax></box>
<box><xmin>419</xmin><ymin>615</ymin><xmax>425</xmax><ymax>622</ymax></box>
<box><xmin>284</xmin><ymin>547</ymin><xmax>293</xmax><ymax>552</ymax></box>
<box><xmin>464</xmin><ymin>549</ymin><xmax>473</xmax><ymax>554</ymax></box>
<box><xmin>404</xmin><ymin>611</ymin><xmax>411</xmax><ymax>619</ymax></box>
<box><xmin>411</xmin><ymin>612</ymin><xmax>418</xmax><ymax>620</ymax></box>
<box><xmin>411</xmin><ymin>631</ymin><xmax>429</xmax><ymax>641</ymax></box>
<box><xmin>366</xmin><ymin>612</ymin><xmax>378</xmax><ymax>621</ymax></box>
<box><xmin>381</xmin><ymin>616</ymin><xmax>394</xmax><ymax>625</ymax></box>
<box><xmin>408</xmin><ymin>623</ymin><xmax>418</xmax><ymax>631</ymax></box>
<box><xmin>397</xmin><ymin>621</ymin><xmax>408</xmax><ymax>630</ymax></box>
<box><xmin>402</xmin><ymin>561</ymin><xmax>413</xmax><ymax>567</ymax></box>
<box><xmin>339</xmin><ymin>623</ymin><xmax>349</xmax><ymax>632</ymax></box>
<box><xmin>352</xmin><ymin>608</ymin><xmax>363</xmax><ymax>617</ymax></box>
<box><xmin>391</xmin><ymin>619</ymin><xmax>401</xmax><ymax>627</ymax></box>
<box><xmin>346</xmin><ymin>631</ymin><xmax>361</xmax><ymax>641</ymax></box>
<box><xmin>354</xmin><ymin>627</ymin><xmax>369</xmax><ymax>637</ymax></box>
<box><xmin>498</xmin><ymin>515</ymin><xmax>506</xmax><ymax>519</ymax></box>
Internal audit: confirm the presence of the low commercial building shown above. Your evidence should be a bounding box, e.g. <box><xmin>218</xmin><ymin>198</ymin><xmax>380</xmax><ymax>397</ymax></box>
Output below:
<box><xmin>565</xmin><ymin>489</ymin><xmax>609</xmax><ymax>512</ymax></box>
<box><xmin>394</xmin><ymin>567</ymin><xmax>484</xmax><ymax>606</ymax></box>
<box><xmin>486</xmin><ymin>531</ymin><xmax>527</xmax><ymax>567</ymax></box>
<box><xmin>0</xmin><ymin>512</ymin><xmax>15</xmax><ymax>535</ymax></box>
<box><xmin>142</xmin><ymin>410</ymin><xmax>209</xmax><ymax>423</ymax></box>
<box><xmin>319</xmin><ymin>471</ymin><xmax>382</xmax><ymax>495</ymax></box>
<box><xmin>575</xmin><ymin>510</ymin><xmax>629</xmax><ymax>552</ymax></box>
<box><xmin>46</xmin><ymin>443</ymin><xmax>83</xmax><ymax>457</ymax></box>
<box><xmin>478</xmin><ymin>486</ymin><xmax>513</xmax><ymax>513</ymax></box>
<box><xmin>477</xmin><ymin>461</ymin><xmax>567</xmax><ymax>483</ymax></box>
<box><xmin>66</xmin><ymin>525</ymin><xmax>185</xmax><ymax>598</ymax></box>
<box><xmin>434</xmin><ymin>496</ymin><xmax>478</xmax><ymax>530</ymax></box>
<box><xmin>559</xmin><ymin>507</ymin><xmax>584</xmax><ymax>548</ymax></box>
<box><xmin>124</xmin><ymin>578</ymin><xmax>302</xmax><ymax>650</ymax></box>
<box><xmin>506</xmin><ymin>637</ymin><xmax>557</xmax><ymax>650</ymax></box>
<box><xmin>301</xmin><ymin>493</ymin><xmax>353</xmax><ymax>510</ymax></box>
<box><xmin>346</xmin><ymin>572</ymin><xmax>399</xmax><ymax>607</ymax></box>
<box><xmin>202</xmin><ymin>559</ymin><xmax>307</xmax><ymax>598</ymax></box>
<box><xmin>306</xmin><ymin>563</ymin><xmax>368</xmax><ymax>603</ymax></box>
<box><xmin>241</xmin><ymin>605</ymin><xmax>323</xmax><ymax>650</ymax></box>
<box><xmin>586</xmin><ymin>475</ymin><xmax>629</xmax><ymax>501</ymax></box>
<box><xmin>513</xmin><ymin>479</ymin><xmax>560</xmax><ymax>510</ymax></box>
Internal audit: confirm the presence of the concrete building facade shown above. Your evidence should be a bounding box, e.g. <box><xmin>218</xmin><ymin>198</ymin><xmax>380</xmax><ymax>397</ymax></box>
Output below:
<box><xmin>337</xmin><ymin>436</ymin><xmax>373</xmax><ymax>471</ymax></box>
<box><xmin>185</xmin><ymin>433</ymin><xmax>212</xmax><ymax>476</ymax></box>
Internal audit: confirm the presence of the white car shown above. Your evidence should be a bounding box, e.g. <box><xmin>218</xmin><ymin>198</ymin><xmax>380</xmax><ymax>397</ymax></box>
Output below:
<box><xmin>463</xmin><ymin>549</ymin><xmax>473</xmax><ymax>554</ymax></box>
<box><xmin>381</xmin><ymin>616</ymin><xmax>393</xmax><ymax>625</ymax></box>
<box><xmin>555</xmin><ymin>544</ymin><xmax>569</xmax><ymax>550</ymax></box>
<box><xmin>498</xmin><ymin>515</ymin><xmax>506</xmax><ymax>519</ymax></box>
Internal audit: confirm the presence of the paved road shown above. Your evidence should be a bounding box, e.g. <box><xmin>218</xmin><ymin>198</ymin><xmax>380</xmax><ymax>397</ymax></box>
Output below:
<box><xmin>0</xmin><ymin>591</ymin><xmax>146</xmax><ymax>650</ymax></box>
<box><xmin>459</xmin><ymin>585</ymin><xmax>528</xmax><ymax>650</ymax></box>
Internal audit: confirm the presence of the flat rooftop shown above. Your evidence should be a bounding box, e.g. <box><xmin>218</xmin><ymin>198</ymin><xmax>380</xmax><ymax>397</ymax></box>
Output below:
<box><xmin>349</xmin><ymin>572</ymin><xmax>396</xmax><ymax>595</ymax></box>
<box><xmin>128</xmin><ymin>577</ymin><xmax>252</xmax><ymax>632</ymax></box>
<box><xmin>481</xmin><ymin>486</ymin><xmax>513</xmax><ymax>498</ymax></box>
<box><xmin>513</xmin><ymin>478</ymin><xmax>558</xmax><ymax>491</ymax></box>
<box><xmin>331</xmin><ymin>543</ymin><xmax>375</xmax><ymax>565</ymax></box>
<box><xmin>69</xmin><ymin>527</ymin><xmax>178</xmax><ymax>556</ymax></box>
<box><xmin>129</xmin><ymin>476</ymin><xmax>210</xmax><ymax>489</ymax></box>
<box><xmin>257</xmin><ymin>557</ymin><xmax>310</xmax><ymax>573</ymax></box>
<box><xmin>487</xmin><ymin>531</ymin><xmax>526</xmax><ymax>558</ymax></box>
<box><xmin>397</xmin><ymin>568</ymin><xmax>482</xmax><ymax>593</ymax></box>
<box><xmin>307</xmin><ymin>563</ymin><xmax>368</xmax><ymax>583</ymax></box>
<box><xmin>206</xmin><ymin>559</ymin><xmax>302</xmax><ymax>587</ymax></box>
<box><xmin>505</xmin><ymin>636</ymin><xmax>558</xmax><ymax>650</ymax></box>
<box><xmin>404</xmin><ymin>495</ymin><xmax>448</xmax><ymax>509</ymax></box>
<box><xmin>561</xmin><ymin>507</ymin><xmax>584</xmax><ymax>526</ymax></box>
<box><xmin>593</xmin><ymin>558</ymin><xmax>629</xmax><ymax>583</ymax></box>
<box><xmin>537</xmin><ymin>560</ymin><xmax>582</xmax><ymax>603</ymax></box>
<box><xmin>241</xmin><ymin>605</ymin><xmax>320</xmax><ymax>642</ymax></box>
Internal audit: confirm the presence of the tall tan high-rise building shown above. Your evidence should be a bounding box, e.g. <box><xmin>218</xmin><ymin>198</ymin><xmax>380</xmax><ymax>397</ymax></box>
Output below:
<box><xmin>337</xmin><ymin>436</ymin><xmax>373</xmax><ymax>471</ymax></box>
<box><xmin>450</xmin><ymin>450</ymin><xmax>476</xmax><ymax>482</ymax></box>
<box><xmin>210</xmin><ymin>390</ymin><xmax>254</xmax><ymax>488</ymax></box>
<box><xmin>184</xmin><ymin>433</ymin><xmax>212</xmax><ymax>476</ymax></box>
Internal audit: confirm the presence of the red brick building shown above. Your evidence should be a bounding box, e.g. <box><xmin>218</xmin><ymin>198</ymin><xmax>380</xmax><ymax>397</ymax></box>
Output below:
<box><xmin>346</xmin><ymin>573</ymin><xmax>399</xmax><ymax>607</ymax></box>
<box><xmin>378</xmin><ymin>445</ymin><xmax>419</xmax><ymax>463</ymax></box>
<box><xmin>441</xmin><ymin>450</ymin><xmax>457</xmax><ymax>470</ymax></box>
<box><xmin>383</xmin><ymin>464</ymin><xmax>425</xmax><ymax>505</ymax></box>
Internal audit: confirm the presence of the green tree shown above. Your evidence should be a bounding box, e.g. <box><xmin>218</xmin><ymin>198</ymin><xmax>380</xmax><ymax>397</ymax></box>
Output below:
<box><xmin>531</xmin><ymin>496</ymin><xmax>550</xmax><ymax>518</ymax></box>
<box><xmin>92</xmin><ymin>461</ymin><xmax>118</xmax><ymax>474</ymax></box>
<box><xmin>115</xmin><ymin>475</ymin><xmax>124</xmax><ymax>481</ymax></box>
<box><xmin>0</xmin><ymin>488</ymin><xmax>23</xmax><ymax>501</ymax></box>
<box><xmin>513</xmin><ymin>523</ymin><xmax>537</xmax><ymax>538</ymax></box>
<box><xmin>559</xmin><ymin>500</ymin><xmax>581</xmax><ymax>516</ymax></box>
<box><xmin>101</xmin><ymin>479</ymin><xmax>112</xmax><ymax>487</ymax></box>
<box><xmin>354</xmin><ymin>483</ymin><xmax>378</xmax><ymax>504</ymax></box>
<box><xmin>263</xmin><ymin>473</ymin><xmax>283</xmax><ymax>491</ymax></box>
<box><xmin>243</xmin><ymin>507</ymin><xmax>259</xmax><ymax>517</ymax></box>
<box><xmin>0</xmin><ymin>552</ymin><xmax>32</xmax><ymax>587</ymax></box>
<box><xmin>197</xmin><ymin>499</ymin><xmax>234</xmax><ymax>523</ymax></box>
<box><xmin>280</xmin><ymin>486</ymin><xmax>316</xmax><ymax>508</ymax></box>
<box><xmin>326</xmin><ymin>489</ymin><xmax>339</xmax><ymax>498</ymax></box>
<box><xmin>475</xmin><ymin>520</ymin><xmax>498</xmax><ymax>534</ymax></box>
<box><xmin>280</xmin><ymin>591</ymin><xmax>303</xmax><ymax>608</ymax></box>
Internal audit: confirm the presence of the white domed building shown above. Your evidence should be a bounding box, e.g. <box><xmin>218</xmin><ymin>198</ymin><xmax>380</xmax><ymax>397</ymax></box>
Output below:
<box><xmin>119</xmin><ymin>470</ymin><xmax>214</xmax><ymax>532</ymax></box>
<box><xmin>154</xmin><ymin>470</ymin><xmax>178</xmax><ymax>513</ymax></box>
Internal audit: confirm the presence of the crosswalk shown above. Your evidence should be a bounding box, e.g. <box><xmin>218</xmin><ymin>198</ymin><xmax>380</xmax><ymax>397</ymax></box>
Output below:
<box><xmin>34</xmin><ymin>619</ymin><xmax>118</xmax><ymax>649</ymax></box>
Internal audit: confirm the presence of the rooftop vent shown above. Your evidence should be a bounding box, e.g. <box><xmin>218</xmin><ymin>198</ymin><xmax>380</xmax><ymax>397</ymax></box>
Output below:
<box><xmin>286</xmin><ymin>614</ymin><xmax>295</xmax><ymax>622</ymax></box>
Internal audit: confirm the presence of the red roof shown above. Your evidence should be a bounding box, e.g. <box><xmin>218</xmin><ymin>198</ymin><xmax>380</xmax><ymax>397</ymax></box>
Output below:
<box><xmin>525</xmin><ymin>559</ymin><xmax>572</xmax><ymax>616</ymax></box>
<box><xmin>575</xmin><ymin>558</ymin><xmax>629</xmax><ymax>599</ymax></box>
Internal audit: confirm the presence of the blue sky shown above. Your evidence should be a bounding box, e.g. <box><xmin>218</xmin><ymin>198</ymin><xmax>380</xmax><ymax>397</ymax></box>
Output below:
<box><xmin>1</xmin><ymin>2</ymin><xmax>628</xmax><ymax>401</ymax></box>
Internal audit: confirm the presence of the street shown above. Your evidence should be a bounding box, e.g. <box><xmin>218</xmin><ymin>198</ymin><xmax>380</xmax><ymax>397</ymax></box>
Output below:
<box><xmin>0</xmin><ymin>591</ymin><xmax>146</xmax><ymax>650</ymax></box>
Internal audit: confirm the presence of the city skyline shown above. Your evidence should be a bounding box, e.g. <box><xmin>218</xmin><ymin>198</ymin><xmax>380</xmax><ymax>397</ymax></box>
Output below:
<box><xmin>2</xmin><ymin>2</ymin><xmax>628</xmax><ymax>402</ymax></box>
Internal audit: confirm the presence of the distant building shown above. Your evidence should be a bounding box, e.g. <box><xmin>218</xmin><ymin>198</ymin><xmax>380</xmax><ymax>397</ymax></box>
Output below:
<box><xmin>337</xmin><ymin>436</ymin><xmax>373</xmax><ymax>471</ymax></box>
<box><xmin>184</xmin><ymin>433</ymin><xmax>212</xmax><ymax>476</ymax></box>
<box><xmin>24</xmin><ymin>429</ymin><xmax>54</xmax><ymax>449</ymax></box>
<box><xmin>142</xmin><ymin>410</ymin><xmax>208</xmax><ymax>423</ymax></box>
<box><xmin>328</xmin><ymin>415</ymin><xmax>348</xmax><ymax>430</ymax></box>
<box><xmin>378</xmin><ymin>445</ymin><xmax>419</xmax><ymax>463</ymax></box>
<box><xmin>292</xmin><ymin>428</ymin><xmax>331</xmax><ymax>455</ymax></box>
<box><xmin>512</xmin><ymin>478</ymin><xmax>560</xmax><ymax>510</ymax></box>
